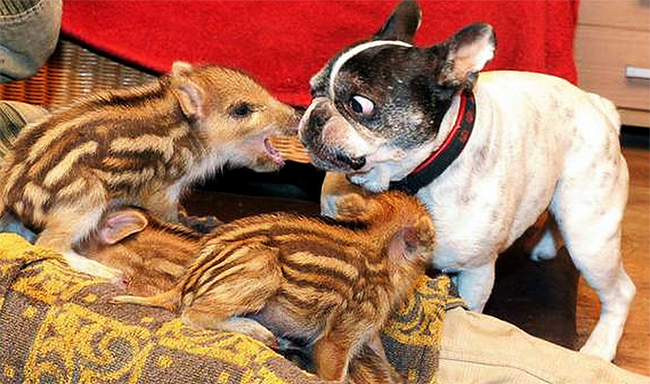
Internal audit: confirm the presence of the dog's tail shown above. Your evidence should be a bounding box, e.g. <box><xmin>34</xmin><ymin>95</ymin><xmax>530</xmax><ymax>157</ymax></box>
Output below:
<box><xmin>587</xmin><ymin>93</ymin><xmax>621</xmax><ymax>134</ymax></box>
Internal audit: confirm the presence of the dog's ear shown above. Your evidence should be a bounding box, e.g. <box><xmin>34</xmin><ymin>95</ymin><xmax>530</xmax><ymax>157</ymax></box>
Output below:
<box><xmin>432</xmin><ymin>23</ymin><xmax>496</xmax><ymax>90</ymax></box>
<box><xmin>98</xmin><ymin>208</ymin><xmax>149</xmax><ymax>245</ymax></box>
<box><xmin>170</xmin><ymin>61</ymin><xmax>204</xmax><ymax>120</ymax></box>
<box><xmin>373</xmin><ymin>0</ymin><xmax>422</xmax><ymax>43</ymax></box>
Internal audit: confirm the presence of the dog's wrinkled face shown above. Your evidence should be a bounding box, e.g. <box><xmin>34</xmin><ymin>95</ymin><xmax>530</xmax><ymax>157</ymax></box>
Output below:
<box><xmin>303</xmin><ymin>42</ymin><xmax>447</xmax><ymax>170</ymax></box>
<box><xmin>299</xmin><ymin>0</ymin><xmax>495</xmax><ymax>189</ymax></box>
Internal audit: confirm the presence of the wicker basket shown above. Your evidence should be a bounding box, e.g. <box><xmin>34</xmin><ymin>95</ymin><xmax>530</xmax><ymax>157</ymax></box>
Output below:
<box><xmin>0</xmin><ymin>39</ymin><xmax>310</xmax><ymax>163</ymax></box>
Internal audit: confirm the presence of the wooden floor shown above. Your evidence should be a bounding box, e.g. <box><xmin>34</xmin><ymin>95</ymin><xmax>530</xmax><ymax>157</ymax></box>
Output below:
<box><xmin>576</xmin><ymin>136</ymin><xmax>650</xmax><ymax>375</ymax></box>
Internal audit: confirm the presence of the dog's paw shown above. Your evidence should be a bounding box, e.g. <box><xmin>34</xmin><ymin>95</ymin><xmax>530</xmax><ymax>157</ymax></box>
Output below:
<box><xmin>580</xmin><ymin>335</ymin><xmax>617</xmax><ymax>362</ymax></box>
<box><xmin>321</xmin><ymin>194</ymin><xmax>339</xmax><ymax>218</ymax></box>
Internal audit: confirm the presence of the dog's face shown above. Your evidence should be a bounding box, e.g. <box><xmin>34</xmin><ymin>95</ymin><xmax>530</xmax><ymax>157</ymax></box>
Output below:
<box><xmin>299</xmin><ymin>1</ymin><xmax>495</xmax><ymax>191</ymax></box>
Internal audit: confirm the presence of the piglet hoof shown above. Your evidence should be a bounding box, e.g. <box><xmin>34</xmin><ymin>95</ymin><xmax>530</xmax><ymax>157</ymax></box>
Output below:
<box><xmin>248</xmin><ymin>325</ymin><xmax>279</xmax><ymax>350</ymax></box>
<box><xmin>62</xmin><ymin>250</ymin><xmax>124</xmax><ymax>280</ymax></box>
<box><xmin>219</xmin><ymin>316</ymin><xmax>280</xmax><ymax>349</ymax></box>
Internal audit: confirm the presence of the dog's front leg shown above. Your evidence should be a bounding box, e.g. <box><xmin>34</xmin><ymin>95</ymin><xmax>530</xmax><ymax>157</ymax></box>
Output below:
<box><xmin>455</xmin><ymin>262</ymin><xmax>496</xmax><ymax>312</ymax></box>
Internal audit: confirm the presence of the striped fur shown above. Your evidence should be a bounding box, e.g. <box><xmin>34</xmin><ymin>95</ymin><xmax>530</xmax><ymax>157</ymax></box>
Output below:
<box><xmin>78</xmin><ymin>206</ymin><xmax>204</xmax><ymax>297</ymax></box>
<box><xmin>0</xmin><ymin>61</ymin><xmax>299</xmax><ymax>279</ymax></box>
<box><xmin>113</xmin><ymin>191</ymin><xmax>434</xmax><ymax>383</ymax></box>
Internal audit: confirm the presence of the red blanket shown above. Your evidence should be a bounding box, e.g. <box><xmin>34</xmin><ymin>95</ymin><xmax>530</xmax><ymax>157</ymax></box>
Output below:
<box><xmin>61</xmin><ymin>0</ymin><xmax>579</xmax><ymax>106</ymax></box>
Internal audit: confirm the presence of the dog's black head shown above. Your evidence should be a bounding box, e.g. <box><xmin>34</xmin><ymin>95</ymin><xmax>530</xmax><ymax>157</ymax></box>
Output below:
<box><xmin>299</xmin><ymin>1</ymin><xmax>495</xmax><ymax>190</ymax></box>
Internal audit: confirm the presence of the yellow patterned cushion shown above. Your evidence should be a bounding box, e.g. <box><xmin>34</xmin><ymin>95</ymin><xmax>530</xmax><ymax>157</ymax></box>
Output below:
<box><xmin>0</xmin><ymin>233</ymin><xmax>464</xmax><ymax>384</ymax></box>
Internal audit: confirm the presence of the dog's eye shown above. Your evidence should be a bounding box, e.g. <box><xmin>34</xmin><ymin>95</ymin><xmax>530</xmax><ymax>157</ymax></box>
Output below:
<box><xmin>350</xmin><ymin>95</ymin><xmax>374</xmax><ymax>116</ymax></box>
<box><xmin>230</xmin><ymin>102</ymin><xmax>254</xmax><ymax>118</ymax></box>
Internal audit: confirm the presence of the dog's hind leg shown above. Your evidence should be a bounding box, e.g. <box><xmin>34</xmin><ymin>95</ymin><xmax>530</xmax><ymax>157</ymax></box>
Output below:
<box><xmin>551</xmin><ymin>153</ymin><xmax>635</xmax><ymax>361</ymax></box>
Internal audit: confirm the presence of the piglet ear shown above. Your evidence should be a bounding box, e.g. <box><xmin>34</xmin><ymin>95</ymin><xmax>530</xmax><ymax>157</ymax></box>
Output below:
<box><xmin>170</xmin><ymin>61</ymin><xmax>204</xmax><ymax>120</ymax></box>
<box><xmin>388</xmin><ymin>215</ymin><xmax>436</xmax><ymax>263</ymax></box>
<box><xmin>99</xmin><ymin>209</ymin><xmax>149</xmax><ymax>245</ymax></box>
<box><xmin>373</xmin><ymin>0</ymin><xmax>422</xmax><ymax>43</ymax></box>
<box><xmin>172</xmin><ymin>61</ymin><xmax>194</xmax><ymax>76</ymax></box>
<box><xmin>436</xmin><ymin>23</ymin><xmax>496</xmax><ymax>90</ymax></box>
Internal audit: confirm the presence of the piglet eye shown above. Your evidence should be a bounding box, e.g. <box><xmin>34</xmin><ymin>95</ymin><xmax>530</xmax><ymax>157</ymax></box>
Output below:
<box><xmin>231</xmin><ymin>102</ymin><xmax>254</xmax><ymax>118</ymax></box>
<box><xmin>350</xmin><ymin>95</ymin><xmax>374</xmax><ymax>116</ymax></box>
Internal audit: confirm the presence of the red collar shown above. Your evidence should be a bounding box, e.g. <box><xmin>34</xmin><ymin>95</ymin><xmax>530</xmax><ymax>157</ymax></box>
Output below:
<box><xmin>390</xmin><ymin>91</ymin><xmax>475</xmax><ymax>194</ymax></box>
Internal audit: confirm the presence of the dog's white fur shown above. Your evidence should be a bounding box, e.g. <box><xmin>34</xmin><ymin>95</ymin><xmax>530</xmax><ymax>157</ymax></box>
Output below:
<box><xmin>320</xmin><ymin>70</ymin><xmax>635</xmax><ymax>361</ymax></box>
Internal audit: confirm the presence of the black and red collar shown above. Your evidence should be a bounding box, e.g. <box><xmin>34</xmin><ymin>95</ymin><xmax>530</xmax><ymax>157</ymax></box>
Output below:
<box><xmin>389</xmin><ymin>90</ymin><xmax>476</xmax><ymax>195</ymax></box>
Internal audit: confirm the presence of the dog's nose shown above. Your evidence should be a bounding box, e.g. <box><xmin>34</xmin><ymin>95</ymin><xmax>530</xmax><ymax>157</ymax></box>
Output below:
<box><xmin>349</xmin><ymin>156</ymin><xmax>366</xmax><ymax>171</ymax></box>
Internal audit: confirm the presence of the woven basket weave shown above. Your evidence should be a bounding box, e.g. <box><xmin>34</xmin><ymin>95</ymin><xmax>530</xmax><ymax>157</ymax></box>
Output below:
<box><xmin>0</xmin><ymin>39</ymin><xmax>310</xmax><ymax>163</ymax></box>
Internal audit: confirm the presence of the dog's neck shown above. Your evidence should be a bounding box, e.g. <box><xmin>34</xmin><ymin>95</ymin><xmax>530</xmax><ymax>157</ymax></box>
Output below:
<box><xmin>389</xmin><ymin>90</ymin><xmax>476</xmax><ymax>194</ymax></box>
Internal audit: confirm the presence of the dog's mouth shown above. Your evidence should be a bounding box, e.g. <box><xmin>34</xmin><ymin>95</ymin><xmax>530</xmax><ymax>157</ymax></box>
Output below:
<box><xmin>307</xmin><ymin>147</ymin><xmax>366</xmax><ymax>173</ymax></box>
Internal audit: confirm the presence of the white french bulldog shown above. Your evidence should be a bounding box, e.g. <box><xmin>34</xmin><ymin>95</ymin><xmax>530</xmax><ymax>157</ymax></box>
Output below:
<box><xmin>298</xmin><ymin>1</ymin><xmax>635</xmax><ymax>361</ymax></box>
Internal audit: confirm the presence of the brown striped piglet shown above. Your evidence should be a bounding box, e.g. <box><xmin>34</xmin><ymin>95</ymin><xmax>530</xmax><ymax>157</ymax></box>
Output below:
<box><xmin>0</xmin><ymin>62</ymin><xmax>300</xmax><ymax>281</ymax></box>
<box><xmin>110</xmin><ymin>191</ymin><xmax>434</xmax><ymax>383</ymax></box>
<box><xmin>77</xmin><ymin>206</ymin><xmax>204</xmax><ymax>296</ymax></box>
